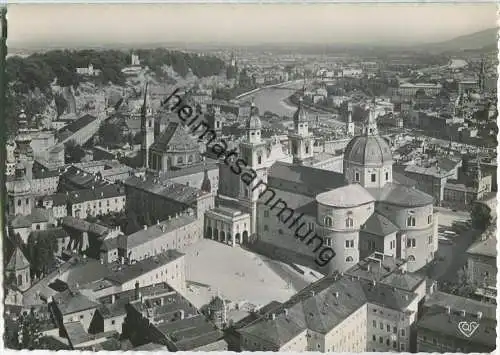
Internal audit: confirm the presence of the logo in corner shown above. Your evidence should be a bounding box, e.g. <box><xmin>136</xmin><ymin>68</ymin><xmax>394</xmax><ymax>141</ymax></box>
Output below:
<box><xmin>458</xmin><ymin>321</ymin><xmax>480</xmax><ymax>338</ymax></box>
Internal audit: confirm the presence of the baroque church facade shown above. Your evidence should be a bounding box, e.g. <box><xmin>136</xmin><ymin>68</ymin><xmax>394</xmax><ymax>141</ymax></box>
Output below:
<box><xmin>215</xmin><ymin>97</ymin><xmax>438</xmax><ymax>274</ymax></box>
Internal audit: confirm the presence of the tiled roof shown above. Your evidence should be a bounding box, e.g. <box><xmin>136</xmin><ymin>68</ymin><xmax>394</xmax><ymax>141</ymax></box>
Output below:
<box><xmin>163</xmin><ymin>159</ymin><xmax>218</xmax><ymax>179</ymax></box>
<box><xmin>53</xmin><ymin>290</ymin><xmax>100</xmax><ymax>315</ymax></box>
<box><xmin>43</xmin><ymin>193</ymin><xmax>68</xmax><ymax>206</ymax></box>
<box><xmin>124</xmin><ymin>175</ymin><xmax>204</xmax><ymax>204</ymax></box>
<box><xmin>367</xmin><ymin>183</ymin><xmax>434</xmax><ymax>207</ymax></box>
<box><xmin>67</xmin><ymin>185</ymin><xmax>124</xmax><ymax>204</ymax></box>
<box><xmin>425</xmin><ymin>291</ymin><xmax>497</xmax><ymax>320</ymax></box>
<box><xmin>362</xmin><ymin>212</ymin><xmax>399</xmax><ymax>237</ymax></box>
<box><xmin>9</xmin><ymin>208</ymin><xmax>50</xmax><ymax>228</ymax></box>
<box><xmin>268</xmin><ymin>161</ymin><xmax>347</xmax><ymax>196</ymax></box>
<box><xmin>238</xmin><ymin>275</ymin><xmax>416</xmax><ymax>347</ymax></box>
<box><xmin>126</xmin><ymin>214</ymin><xmax>197</xmax><ymax>249</ymax></box>
<box><xmin>316</xmin><ymin>184</ymin><xmax>374</xmax><ymax>208</ymax></box>
<box><xmin>466</xmin><ymin>226</ymin><xmax>497</xmax><ymax>257</ymax></box>
<box><xmin>6</xmin><ymin>247</ymin><xmax>30</xmax><ymax>271</ymax></box>
<box><xmin>417</xmin><ymin>305</ymin><xmax>496</xmax><ymax>348</ymax></box>
<box><xmin>150</xmin><ymin>122</ymin><xmax>199</xmax><ymax>153</ymax></box>
<box><xmin>62</xmin><ymin>216</ymin><xmax>110</xmax><ymax>236</ymax></box>
<box><xmin>58</xmin><ymin>114</ymin><xmax>97</xmax><ymax>135</ymax></box>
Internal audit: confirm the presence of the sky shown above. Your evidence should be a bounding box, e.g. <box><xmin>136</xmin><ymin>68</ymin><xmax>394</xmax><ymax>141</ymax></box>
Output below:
<box><xmin>7</xmin><ymin>3</ymin><xmax>498</xmax><ymax>47</ymax></box>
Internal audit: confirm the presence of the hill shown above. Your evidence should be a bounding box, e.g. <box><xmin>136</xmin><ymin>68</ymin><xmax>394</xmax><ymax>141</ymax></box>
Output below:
<box><xmin>424</xmin><ymin>28</ymin><xmax>497</xmax><ymax>52</ymax></box>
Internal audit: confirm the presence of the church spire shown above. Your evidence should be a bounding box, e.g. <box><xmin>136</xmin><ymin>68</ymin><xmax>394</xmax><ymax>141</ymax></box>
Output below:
<box><xmin>201</xmin><ymin>166</ymin><xmax>211</xmax><ymax>193</ymax></box>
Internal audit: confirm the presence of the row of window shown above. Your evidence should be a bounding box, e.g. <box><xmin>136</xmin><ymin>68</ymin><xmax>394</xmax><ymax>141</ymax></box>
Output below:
<box><xmin>354</xmin><ymin>172</ymin><xmax>390</xmax><ymax>183</ymax></box>
<box><xmin>372</xmin><ymin>320</ymin><xmax>405</xmax><ymax>336</ymax></box>
<box><xmin>324</xmin><ymin>216</ymin><xmax>354</xmax><ymax>228</ymax></box>
<box><xmin>407</xmin><ymin>215</ymin><xmax>433</xmax><ymax>227</ymax></box>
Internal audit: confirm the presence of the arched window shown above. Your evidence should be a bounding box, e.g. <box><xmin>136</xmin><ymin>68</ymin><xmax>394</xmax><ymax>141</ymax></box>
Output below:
<box><xmin>17</xmin><ymin>274</ymin><xmax>22</xmax><ymax>286</ymax></box>
<box><xmin>177</xmin><ymin>156</ymin><xmax>183</xmax><ymax>165</ymax></box>
<box><xmin>324</xmin><ymin>216</ymin><xmax>333</xmax><ymax>227</ymax></box>
<box><xmin>407</xmin><ymin>255</ymin><xmax>416</xmax><ymax>261</ymax></box>
<box><xmin>355</xmin><ymin>172</ymin><xmax>360</xmax><ymax>182</ymax></box>
<box><xmin>257</xmin><ymin>155</ymin><xmax>262</xmax><ymax>164</ymax></box>
<box><xmin>305</xmin><ymin>146</ymin><xmax>309</xmax><ymax>154</ymax></box>
<box><xmin>26</xmin><ymin>198</ymin><xmax>29</xmax><ymax>205</ymax></box>
<box><xmin>406</xmin><ymin>216</ymin><xmax>416</xmax><ymax>227</ymax></box>
<box><xmin>36</xmin><ymin>224</ymin><xmax>40</xmax><ymax>230</ymax></box>
<box><xmin>17</xmin><ymin>199</ymin><xmax>21</xmax><ymax>206</ymax></box>
<box><xmin>346</xmin><ymin>217</ymin><xmax>354</xmax><ymax>228</ymax></box>
<box><xmin>346</xmin><ymin>256</ymin><xmax>353</xmax><ymax>262</ymax></box>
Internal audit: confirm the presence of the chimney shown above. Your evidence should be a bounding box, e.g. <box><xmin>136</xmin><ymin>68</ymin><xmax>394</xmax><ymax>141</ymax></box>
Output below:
<box><xmin>111</xmin><ymin>294</ymin><xmax>116</xmax><ymax>304</ymax></box>
<box><xmin>179</xmin><ymin>310</ymin><xmax>185</xmax><ymax>320</ymax></box>
<box><xmin>284</xmin><ymin>309</ymin><xmax>288</xmax><ymax>317</ymax></box>
<box><xmin>477</xmin><ymin>311</ymin><xmax>483</xmax><ymax>320</ymax></box>
<box><xmin>367</xmin><ymin>265</ymin><xmax>371</xmax><ymax>272</ymax></box>
<box><xmin>160</xmin><ymin>298</ymin><xmax>165</xmax><ymax>306</ymax></box>
<box><xmin>271</xmin><ymin>313</ymin><xmax>276</xmax><ymax>320</ymax></box>
<box><xmin>334</xmin><ymin>292</ymin><xmax>339</xmax><ymax>298</ymax></box>
<box><xmin>445</xmin><ymin>306</ymin><xmax>451</xmax><ymax>315</ymax></box>
<box><xmin>311</xmin><ymin>290</ymin><xmax>315</xmax><ymax>297</ymax></box>
<box><xmin>460</xmin><ymin>309</ymin><xmax>466</xmax><ymax>317</ymax></box>
<box><xmin>157</xmin><ymin>220</ymin><xmax>160</xmax><ymax>225</ymax></box>
<box><xmin>100</xmin><ymin>258</ymin><xmax>104</xmax><ymax>264</ymax></box>
<box><xmin>143</xmin><ymin>225</ymin><xmax>147</xmax><ymax>230</ymax></box>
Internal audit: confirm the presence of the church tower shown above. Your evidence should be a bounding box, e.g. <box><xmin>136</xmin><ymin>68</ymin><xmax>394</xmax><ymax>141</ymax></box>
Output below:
<box><xmin>288</xmin><ymin>97</ymin><xmax>314</xmax><ymax>165</ymax></box>
<box><xmin>141</xmin><ymin>82</ymin><xmax>154</xmax><ymax>169</ymax></box>
<box><xmin>14</xmin><ymin>111</ymin><xmax>34</xmax><ymax>181</ymax></box>
<box><xmin>7</xmin><ymin>162</ymin><xmax>33</xmax><ymax>216</ymax></box>
<box><xmin>5</xmin><ymin>247</ymin><xmax>31</xmax><ymax>292</ymax></box>
<box><xmin>238</xmin><ymin>103</ymin><xmax>269</xmax><ymax>237</ymax></box>
<box><xmin>346</xmin><ymin>102</ymin><xmax>355</xmax><ymax>137</ymax></box>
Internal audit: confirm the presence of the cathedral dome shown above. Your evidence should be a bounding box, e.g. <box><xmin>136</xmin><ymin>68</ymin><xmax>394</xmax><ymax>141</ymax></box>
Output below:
<box><xmin>246</xmin><ymin>103</ymin><xmax>261</xmax><ymax>130</ymax></box>
<box><xmin>344</xmin><ymin>135</ymin><xmax>392</xmax><ymax>167</ymax></box>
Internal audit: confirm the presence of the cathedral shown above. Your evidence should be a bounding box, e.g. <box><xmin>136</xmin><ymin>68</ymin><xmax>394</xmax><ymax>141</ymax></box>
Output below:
<box><xmin>215</xmin><ymin>96</ymin><xmax>438</xmax><ymax>274</ymax></box>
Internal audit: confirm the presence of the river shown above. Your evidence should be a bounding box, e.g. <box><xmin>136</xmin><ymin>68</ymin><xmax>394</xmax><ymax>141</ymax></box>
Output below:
<box><xmin>241</xmin><ymin>87</ymin><xmax>299</xmax><ymax>117</ymax></box>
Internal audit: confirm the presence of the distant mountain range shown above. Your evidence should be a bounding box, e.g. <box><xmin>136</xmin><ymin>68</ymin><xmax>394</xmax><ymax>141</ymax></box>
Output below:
<box><xmin>422</xmin><ymin>27</ymin><xmax>498</xmax><ymax>52</ymax></box>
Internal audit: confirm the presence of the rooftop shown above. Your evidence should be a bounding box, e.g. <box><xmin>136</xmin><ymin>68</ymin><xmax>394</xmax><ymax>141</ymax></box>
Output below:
<box><xmin>124</xmin><ymin>175</ymin><xmax>206</xmax><ymax>204</ymax></box>
<box><xmin>66</xmin><ymin>184</ymin><xmax>124</xmax><ymax>204</ymax></box>
<box><xmin>361</xmin><ymin>212</ymin><xmax>399</xmax><ymax>237</ymax></box>
<box><xmin>9</xmin><ymin>208</ymin><xmax>50</xmax><ymax>228</ymax></box>
<box><xmin>466</xmin><ymin>226</ymin><xmax>497</xmax><ymax>258</ymax></box>
<box><xmin>316</xmin><ymin>184</ymin><xmax>374</xmax><ymax>208</ymax></box>
<box><xmin>53</xmin><ymin>290</ymin><xmax>100</xmax><ymax>315</ymax></box>
<box><xmin>367</xmin><ymin>182</ymin><xmax>434</xmax><ymax>207</ymax></box>
<box><xmin>125</xmin><ymin>213</ymin><xmax>197</xmax><ymax>249</ymax></box>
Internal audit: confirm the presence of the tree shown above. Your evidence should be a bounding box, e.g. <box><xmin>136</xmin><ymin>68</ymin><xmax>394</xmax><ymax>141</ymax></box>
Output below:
<box><xmin>17</xmin><ymin>308</ymin><xmax>43</xmax><ymax>350</ymax></box>
<box><xmin>65</xmin><ymin>140</ymin><xmax>86</xmax><ymax>163</ymax></box>
<box><xmin>470</xmin><ymin>203</ymin><xmax>492</xmax><ymax>231</ymax></box>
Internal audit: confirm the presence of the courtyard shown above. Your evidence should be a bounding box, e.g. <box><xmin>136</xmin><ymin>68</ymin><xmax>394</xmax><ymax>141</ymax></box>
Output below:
<box><xmin>181</xmin><ymin>239</ymin><xmax>313</xmax><ymax>310</ymax></box>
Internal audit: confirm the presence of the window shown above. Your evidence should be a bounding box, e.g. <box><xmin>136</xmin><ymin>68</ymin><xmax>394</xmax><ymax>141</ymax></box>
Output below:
<box><xmin>325</xmin><ymin>238</ymin><xmax>332</xmax><ymax>247</ymax></box>
<box><xmin>393</xmin><ymin>326</ymin><xmax>397</xmax><ymax>334</ymax></box>
<box><xmin>407</xmin><ymin>238</ymin><xmax>416</xmax><ymax>248</ymax></box>
<box><xmin>380</xmin><ymin>322</ymin><xmax>384</xmax><ymax>330</ymax></box>
<box><xmin>371</xmin><ymin>173</ymin><xmax>376</xmax><ymax>182</ymax></box>
<box><xmin>26</xmin><ymin>198</ymin><xmax>29</xmax><ymax>205</ymax></box>
<box><xmin>278</xmin><ymin>229</ymin><xmax>283</xmax><ymax>235</ymax></box>
<box><xmin>432</xmin><ymin>338</ymin><xmax>437</xmax><ymax>345</ymax></box>
<box><xmin>392</xmin><ymin>341</ymin><xmax>397</xmax><ymax>349</ymax></box>
<box><xmin>264</xmin><ymin>210</ymin><xmax>269</xmax><ymax>217</ymax></box>
<box><xmin>387</xmin><ymin>324</ymin><xmax>391</xmax><ymax>332</ymax></box>
<box><xmin>368</xmin><ymin>240</ymin><xmax>376</xmax><ymax>250</ymax></box>
<box><xmin>17</xmin><ymin>199</ymin><xmax>21</xmax><ymax>206</ymax></box>
<box><xmin>244</xmin><ymin>189</ymin><xmax>249</xmax><ymax>198</ymax></box>
<box><xmin>372</xmin><ymin>335</ymin><xmax>376</xmax><ymax>341</ymax></box>
<box><xmin>355</xmin><ymin>172</ymin><xmax>360</xmax><ymax>182</ymax></box>
<box><xmin>111</xmin><ymin>320</ymin><xmax>115</xmax><ymax>325</ymax></box>
<box><xmin>390</xmin><ymin>240</ymin><xmax>395</xmax><ymax>249</ymax></box>
<box><xmin>324</xmin><ymin>216</ymin><xmax>333</xmax><ymax>227</ymax></box>
<box><xmin>263</xmin><ymin>225</ymin><xmax>268</xmax><ymax>231</ymax></box>
<box><xmin>427</xmin><ymin>215</ymin><xmax>432</xmax><ymax>224</ymax></box>
<box><xmin>373</xmin><ymin>320</ymin><xmax>377</xmax><ymax>328</ymax></box>
<box><xmin>379</xmin><ymin>336</ymin><xmax>383</xmax><ymax>344</ymax></box>
<box><xmin>308</xmin><ymin>222</ymin><xmax>314</xmax><ymax>231</ymax></box>
<box><xmin>386</xmin><ymin>339</ymin><xmax>390</xmax><ymax>346</ymax></box>
<box><xmin>305</xmin><ymin>146</ymin><xmax>309</xmax><ymax>154</ymax></box>
<box><xmin>428</xmin><ymin>235</ymin><xmax>433</xmax><ymax>244</ymax></box>
<box><xmin>345</xmin><ymin>217</ymin><xmax>354</xmax><ymax>228</ymax></box>
<box><xmin>36</xmin><ymin>224</ymin><xmax>40</xmax><ymax>230</ymax></box>
<box><xmin>385</xmin><ymin>172</ymin><xmax>389</xmax><ymax>181</ymax></box>
<box><xmin>400</xmin><ymin>343</ymin><xmax>405</xmax><ymax>351</ymax></box>
<box><xmin>80</xmin><ymin>315</ymin><xmax>84</xmax><ymax>320</ymax></box>
<box><xmin>346</xmin><ymin>256</ymin><xmax>353</xmax><ymax>262</ymax></box>
<box><xmin>345</xmin><ymin>240</ymin><xmax>354</xmax><ymax>248</ymax></box>
<box><xmin>406</xmin><ymin>216</ymin><xmax>416</xmax><ymax>226</ymax></box>
<box><xmin>257</xmin><ymin>156</ymin><xmax>262</xmax><ymax>164</ymax></box>
<box><xmin>401</xmin><ymin>329</ymin><xmax>405</xmax><ymax>337</ymax></box>
<box><xmin>177</xmin><ymin>156</ymin><xmax>183</xmax><ymax>164</ymax></box>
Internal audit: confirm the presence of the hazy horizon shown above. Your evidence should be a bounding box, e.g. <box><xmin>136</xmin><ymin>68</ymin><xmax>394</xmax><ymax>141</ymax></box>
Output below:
<box><xmin>7</xmin><ymin>3</ymin><xmax>497</xmax><ymax>49</ymax></box>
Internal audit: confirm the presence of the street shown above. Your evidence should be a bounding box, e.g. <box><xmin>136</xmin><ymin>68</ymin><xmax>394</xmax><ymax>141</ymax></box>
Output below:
<box><xmin>422</xmin><ymin>208</ymin><xmax>480</xmax><ymax>284</ymax></box>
